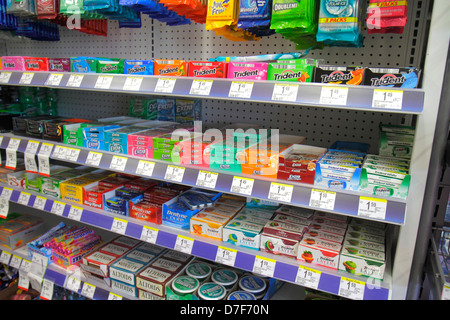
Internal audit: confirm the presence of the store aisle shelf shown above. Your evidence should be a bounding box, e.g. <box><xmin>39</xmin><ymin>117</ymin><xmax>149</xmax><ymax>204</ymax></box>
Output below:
<box><xmin>0</xmin><ymin>184</ymin><xmax>392</xmax><ymax>300</ymax></box>
<box><xmin>0</xmin><ymin>71</ymin><xmax>424</xmax><ymax>114</ymax></box>
<box><xmin>0</xmin><ymin>133</ymin><xmax>408</xmax><ymax>225</ymax></box>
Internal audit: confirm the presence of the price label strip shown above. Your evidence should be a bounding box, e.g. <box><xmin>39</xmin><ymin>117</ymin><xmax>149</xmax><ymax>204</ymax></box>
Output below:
<box><xmin>5</xmin><ymin>137</ymin><xmax>21</xmax><ymax>169</ymax></box>
<box><xmin>309</xmin><ymin>189</ymin><xmax>337</xmax><ymax>210</ymax></box>
<box><xmin>196</xmin><ymin>170</ymin><xmax>219</xmax><ymax>189</ymax></box>
<box><xmin>135</xmin><ymin>160</ymin><xmax>155</xmax><ymax>177</ymax></box>
<box><xmin>230</xmin><ymin>176</ymin><xmax>254</xmax><ymax>195</ymax></box>
<box><xmin>174</xmin><ymin>235</ymin><xmax>194</xmax><ymax>254</ymax></box>
<box><xmin>215</xmin><ymin>246</ymin><xmax>237</xmax><ymax>267</ymax></box>
<box><xmin>164</xmin><ymin>165</ymin><xmax>185</xmax><ymax>182</ymax></box>
<box><xmin>154</xmin><ymin>78</ymin><xmax>176</xmax><ymax>93</ymax></box>
<box><xmin>9</xmin><ymin>254</ymin><xmax>22</xmax><ymax>269</ymax></box>
<box><xmin>253</xmin><ymin>256</ymin><xmax>276</xmax><ymax>278</ymax></box>
<box><xmin>0</xmin><ymin>197</ymin><xmax>9</xmax><ymax>219</ymax></box>
<box><xmin>86</xmin><ymin>151</ymin><xmax>103</xmax><ymax>167</ymax></box>
<box><xmin>295</xmin><ymin>265</ymin><xmax>321</xmax><ymax>290</ymax></box>
<box><xmin>66</xmin><ymin>276</ymin><xmax>81</xmax><ymax>292</ymax></box>
<box><xmin>228</xmin><ymin>81</ymin><xmax>254</xmax><ymax>99</ymax></box>
<box><xmin>94</xmin><ymin>75</ymin><xmax>114</xmax><ymax>89</ymax></box>
<box><xmin>110</xmin><ymin>155</ymin><xmax>128</xmax><ymax>171</ymax></box>
<box><xmin>0</xmin><ymin>250</ymin><xmax>11</xmax><ymax>265</ymax></box>
<box><xmin>338</xmin><ymin>277</ymin><xmax>365</xmax><ymax>300</ymax></box>
<box><xmin>320</xmin><ymin>86</ymin><xmax>349</xmax><ymax>105</ymax></box>
<box><xmin>271</xmin><ymin>83</ymin><xmax>299</xmax><ymax>102</ymax></box>
<box><xmin>190</xmin><ymin>79</ymin><xmax>213</xmax><ymax>96</ymax></box>
<box><xmin>38</xmin><ymin>143</ymin><xmax>54</xmax><ymax>176</ymax></box>
<box><xmin>140</xmin><ymin>226</ymin><xmax>159</xmax><ymax>244</ymax></box>
<box><xmin>123</xmin><ymin>76</ymin><xmax>143</xmax><ymax>91</ymax></box>
<box><xmin>268</xmin><ymin>182</ymin><xmax>293</xmax><ymax>202</ymax></box>
<box><xmin>111</xmin><ymin>217</ymin><xmax>128</xmax><ymax>235</ymax></box>
<box><xmin>66</xmin><ymin>74</ymin><xmax>84</xmax><ymax>87</ymax></box>
<box><xmin>372</xmin><ymin>89</ymin><xmax>403</xmax><ymax>110</ymax></box>
<box><xmin>357</xmin><ymin>196</ymin><xmax>387</xmax><ymax>220</ymax></box>
<box><xmin>45</xmin><ymin>73</ymin><xmax>64</xmax><ymax>86</ymax></box>
<box><xmin>108</xmin><ymin>292</ymin><xmax>123</xmax><ymax>300</ymax></box>
<box><xmin>24</xmin><ymin>140</ymin><xmax>40</xmax><ymax>173</ymax></box>
<box><xmin>19</xmin><ymin>72</ymin><xmax>34</xmax><ymax>85</ymax></box>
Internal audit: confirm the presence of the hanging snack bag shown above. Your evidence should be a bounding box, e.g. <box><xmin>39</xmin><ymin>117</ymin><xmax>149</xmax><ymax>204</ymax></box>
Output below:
<box><xmin>367</xmin><ymin>0</ymin><xmax>408</xmax><ymax>34</ymax></box>
<box><xmin>206</xmin><ymin>0</ymin><xmax>239</xmax><ymax>30</ymax></box>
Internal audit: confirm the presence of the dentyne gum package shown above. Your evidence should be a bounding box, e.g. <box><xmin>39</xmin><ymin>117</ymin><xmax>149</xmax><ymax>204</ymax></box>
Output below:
<box><xmin>187</xmin><ymin>61</ymin><xmax>227</xmax><ymax>78</ymax></box>
<box><xmin>124</xmin><ymin>59</ymin><xmax>154</xmax><ymax>75</ymax></box>
<box><xmin>227</xmin><ymin>62</ymin><xmax>268</xmax><ymax>80</ymax></box>
<box><xmin>1</xmin><ymin>56</ymin><xmax>26</xmax><ymax>71</ymax></box>
<box><xmin>367</xmin><ymin>0</ymin><xmax>408</xmax><ymax>34</ymax></box>
<box><xmin>154</xmin><ymin>59</ymin><xmax>186</xmax><ymax>76</ymax></box>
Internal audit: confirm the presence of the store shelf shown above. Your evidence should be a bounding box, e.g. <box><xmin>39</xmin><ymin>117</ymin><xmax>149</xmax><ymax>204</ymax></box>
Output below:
<box><xmin>0</xmin><ymin>71</ymin><xmax>424</xmax><ymax>114</ymax></box>
<box><xmin>0</xmin><ymin>184</ymin><xmax>392</xmax><ymax>300</ymax></box>
<box><xmin>0</xmin><ymin>132</ymin><xmax>408</xmax><ymax>225</ymax></box>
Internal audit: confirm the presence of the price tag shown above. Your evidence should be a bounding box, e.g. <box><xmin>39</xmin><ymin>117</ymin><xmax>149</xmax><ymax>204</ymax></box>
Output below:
<box><xmin>372</xmin><ymin>89</ymin><xmax>403</xmax><ymax>110</ymax></box>
<box><xmin>94</xmin><ymin>75</ymin><xmax>114</xmax><ymax>89</ymax></box>
<box><xmin>230</xmin><ymin>176</ymin><xmax>254</xmax><ymax>195</ymax></box>
<box><xmin>271</xmin><ymin>84</ymin><xmax>299</xmax><ymax>102</ymax></box>
<box><xmin>111</xmin><ymin>217</ymin><xmax>128</xmax><ymax>235</ymax></box>
<box><xmin>320</xmin><ymin>86</ymin><xmax>349</xmax><ymax>105</ymax></box>
<box><xmin>5</xmin><ymin>148</ymin><xmax>17</xmax><ymax>169</ymax></box>
<box><xmin>40</xmin><ymin>279</ymin><xmax>54</xmax><ymax>300</ymax></box>
<box><xmin>108</xmin><ymin>292</ymin><xmax>123</xmax><ymax>300</ymax></box>
<box><xmin>0</xmin><ymin>251</ymin><xmax>11</xmax><ymax>264</ymax></box>
<box><xmin>295</xmin><ymin>265</ymin><xmax>321</xmax><ymax>289</ymax></box>
<box><xmin>196</xmin><ymin>170</ymin><xmax>218</xmax><ymax>189</ymax></box>
<box><xmin>136</xmin><ymin>160</ymin><xmax>155</xmax><ymax>177</ymax></box>
<box><xmin>25</xmin><ymin>153</ymin><xmax>38</xmax><ymax>173</ymax></box>
<box><xmin>18</xmin><ymin>271</ymin><xmax>30</xmax><ymax>291</ymax></box>
<box><xmin>17</xmin><ymin>192</ymin><xmax>31</xmax><ymax>206</ymax></box>
<box><xmin>20</xmin><ymin>259</ymin><xmax>32</xmax><ymax>273</ymax></box>
<box><xmin>51</xmin><ymin>201</ymin><xmax>66</xmax><ymax>216</ymax></box>
<box><xmin>309</xmin><ymin>189</ymin><xmax>337</xmax><ymax>210</ymax></box>
<box><xmin>358</xmin><ymin>196</ymin><xmax>387</xmax><ymax>220</ymax></box>
<box><xmin>174</xmin><ymin>235</ymin><xmax>194</xmax><ymax>254</ymax></box>
<box><xmin>339</xmin><ymin>277</ymin><xmax>365</xmax><ymax>300</ymax></box>
<box><xmin>10</xmin><ymin>255</ymin><xmax>22</xmax><ymax>269</ymax></box>
<box><xmin>29</xmin><ymin>253</ymin><xmax>48</xmax><ymax>289</ymax></box>
<box><xmin>19</xmin><ymin>72</ymin><xmax>35</xmax><ymax>85</ymax></box>
<box><xmin>68</xmin><ymin>206</ymin><xmax>83</xmax><ymax>221</ymax></box>
<box><xmin>190</xmin><ymin>79</ymin><xmax>213</xmax><ymax>96</ymax></box>
<box><xmin>215</xmin><ymin>246</ymin><xmax>237</xmax><ymax>267</ymax></box>
<box><xmin>45</xmin><ymin>73</ymin><xmax>64</xmax><ymax>86</ymax></box>
<box><xmin>33</xmin><ymin>196</ymin><xmax>47</xmax><ymax>211</ymax></box>
<box><xmin>228</xmin><ymin>81</ymin><xmax>254</xmax><ymax>99</ymax></box>
<box><xmin>52</xmin><ymin>145</ymin><xmax>67</xmax><ymax>160</ymax></box>
<box><xmin>268</xmin><ymin>182</ymin><xmax>293</xmax><ymax>202</ymax></box>
<box><xmin>0</xmin><ymin>72</ymin><xmax>12</xmax><ymax>84</ymax></box>
<box><xmin>64</xmin><ymin>147</ymin><xmax>81</xmax><ymax>162</ymax></box>
<box><xmin>66</xmin><ymin>276</ymin><xmax>81</xmax><ymax>292</ymax></box>
<box><xmin>86</xmin><ymin>151</ymin><xmax>103</xmax><ymax>167</ymax></box>
<box><xmin>0</xmin><ymin>197</ymin><xmax>9</xmax><ymax>219</ymax></box>
<box><xmin>155</xmin><ymin>78</ymin><xmax>176</xmax><ymax>93</ymax></box>
<box><xmin>123</xmin><ymin>76</ymin><xmax>143</xmax><ymax>91</ymax></box>
<box><xmin>81</xmin><ymin>282</ymin><xmax>96</xmax><ymax>299</ymax></box>
<box><xmin>253</xmin><ymin>256</ymin><xmax>276</xmax><ymax>277</ymax></box>
<box><xmin>1</xmin><ymin>187</ymin><xmax>13</xmax><ymax>200</ymax></box>
<box><xmin>140</xmin><ymin>226</ymin><xmax>159</xmax><ymax>244</ymax></box>
<box><xmin>442</xmin><ymin>285</ymin><xmax>450</xmax><ymax>300</ymax></box>
<box><xmin>66</xmin><ymin>74</ymin><xmax>84</xmax><ymax>87</ymax></box>
<box><xmin>25</xmin><ymin>140</ymin><xmax>40</xmax><ymax>154</ymax></box>
<box><xmin>164</xmin><ymin>165</ymin><xmax>185</xmax><ymax>182</ymax></box>
<box><xmin>39</xmin><ymin>143</ymin><xmax>54</xmax><ymax>157</ymax></box>
<box><xmin>38</xmin><ymin>143</ymin><xmax>53</xmax><ymax>176</ymax></box>
<box><xmin>110</xmin><ymin>155</ymin><xmax>128</xmax><ymax>171</ymax></box>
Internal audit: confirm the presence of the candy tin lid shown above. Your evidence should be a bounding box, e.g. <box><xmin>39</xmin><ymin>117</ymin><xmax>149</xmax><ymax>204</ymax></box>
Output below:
<box><xmin>185</xmin><ymin>262</ymin><xmax>212</xmax><ymax>280</ymax></box>
<box><xmin>227</xmin><ymin>291</ymin><xmax>257</xmax><ymax>300</ymax></box>
<box><xmin>211</xmin><ymin>269</ymin><xmax>238</xmax><ymax>288</ymax></box>
<box><xmin>239</xmin><ymin>275</ymin><xmax>267</xmax><ymax>295</ymax></box>
<box><xmin>171</xmin><ymin>276</ymin><xmax>200</xmax><ymax>295</ymax></box>
<box><xmin>198</xmin><ymin>282</ymin><xmax>227</xmax><ymax>300</ymax></box>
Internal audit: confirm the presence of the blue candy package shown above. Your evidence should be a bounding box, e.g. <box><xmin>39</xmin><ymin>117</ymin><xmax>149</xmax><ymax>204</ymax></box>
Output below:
<box><xmin>124</xmin><ymin>59</ymin><xmax>154</xmax><ymax>75</ymax></box>
<box><xmin>157</xmin><ymin>98</ymin><xmax>176</xmax><ymax>122</ymax></box>
<box><xmin>237</xmin><ymin>0</ymin><xmax>272</xmax><ymax>30</ymax></box>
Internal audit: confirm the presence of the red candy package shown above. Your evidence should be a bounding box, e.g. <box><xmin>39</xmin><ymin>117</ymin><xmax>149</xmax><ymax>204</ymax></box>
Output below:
<box><xmin>187</xmin><ymin>61</ymin><xmax>227</xmax><ymax>78</ymax></box>
<box><xmin>367</xmin><ymin>0</ymin><xmax>408</xmax><ymax>34</ymax></box>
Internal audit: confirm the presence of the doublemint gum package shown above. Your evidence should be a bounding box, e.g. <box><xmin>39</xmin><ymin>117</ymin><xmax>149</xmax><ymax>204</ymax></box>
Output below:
<box><xmin>316</xmin><ymin>0</ymin><xmax>363</xmax><ymax>47</ymax></box>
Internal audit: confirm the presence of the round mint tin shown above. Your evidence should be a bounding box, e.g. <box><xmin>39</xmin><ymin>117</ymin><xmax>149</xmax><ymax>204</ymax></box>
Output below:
<box><xmin>211</xmin><ymin>269</ymin><xmax>238</xmax><ymax>290</ymax></box>
<box><xmin>198</xmin><ymin>282</ymin><xmax>227</xmax><ymax>300</ymax></box>
<box><xmin>227</xmin><ymin>291</ymin><xmax>256</xmax><ymax>300</ymax></box>
<box><xmin>238</xmin><ymin>275</ymin><xmax>267</xmax><ymax>299</ymax></box>
<box><xmin>185</xmin><ymin>262</ymin><xmax>212</xmax><ymax>281</ymax></box>
<box><xmin>171</xmin><ymin>275</ymin><xmax>200</xmax><ymax>296</ymax></box>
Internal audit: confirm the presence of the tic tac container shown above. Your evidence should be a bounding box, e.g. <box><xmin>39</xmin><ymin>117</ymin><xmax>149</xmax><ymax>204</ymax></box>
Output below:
<box><xmin>171</xmin><ymin>275</ymin><xmax>200</xmax><ymax>297</ymax></box>
<box><xmin>197</xmin><ymin>282</ymin><xmax>227</xmax><ymax>300</ymax></box>
<box><xmin>238</xmin><ymin>275</ymin><xmax>267</xmax><ymax>299</ymax></box>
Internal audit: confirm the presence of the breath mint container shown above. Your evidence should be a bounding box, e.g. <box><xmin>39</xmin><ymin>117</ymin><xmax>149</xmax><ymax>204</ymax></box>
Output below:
<box><xmin>171</xmin><ymin>276</ymin><xmax>200</xmax><ymax>296</ymax></box>
<box><xmin>211</xmin><ymin>269</ymin><xmax>238</xmax><ymax>290</ymax></box>
<box><xmin>238</xmin><ymin>275</ymin><xmax>267</xmax><ymax>299</ymax></box>
<box><xmin>197</xmin><ymin>282</ymin><xmax>227</xmax><ymax>300</ymax></box>
<box><xmin>227</xmin><ymin>291</ymin><xmax>257</xmax><ymax>300</ymax></box>
<box><xmin>185</xmin><ymin>262</ymin><xmax>212</xmax><ymax>282</ymax></box>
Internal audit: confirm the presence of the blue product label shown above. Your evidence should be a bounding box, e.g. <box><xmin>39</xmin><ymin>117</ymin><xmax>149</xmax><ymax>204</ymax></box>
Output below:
<box><xmin>238</xmin><ymin>0</ymin><xmax>271</xmax><ymax>29</ymax></box>
<box><xmin>125</xmin><ymin>60</ymin><xmax>154</xmax><ymax>75</ymax></box>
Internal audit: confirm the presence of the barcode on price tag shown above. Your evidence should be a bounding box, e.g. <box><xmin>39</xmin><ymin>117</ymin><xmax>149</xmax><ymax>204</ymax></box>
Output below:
<box><xmin>295</xmin><ymin>265</ymin><xmax>321</xmax><ymax>289</ymax></box>
<box><xmin>0</xmin><ymin>251</ymin><xmax>11</xmax><ymax>264</ymax></box>
<box><xmin>228</xmin><ymin>81</ymin><xmax>254</xmax><ymax>98</ymax></box>
<box><xmin>45</xmin><ymin>73</ymin><xmax>63</xmax><ymax>86</ymax></box>
<box><xmin>19</xmin><ymin>72</ymin><xmax>34</xmax><ymax>85</ymax></box>
<box><xmin>164</xmin><ymin>165</ymin><xmax>185</xmax><ymax>182</ymax></box>
<box><xmin>155</xmin><ymin>78</ymin><xmax>176</xmax><ymax>93</ymax></box>
<box><xmin>66</xmin><ymin>74</ymin><xmax>84</xmax><ymax>87</ymax></box>
<box><xmin>111</xmin><ymin>217</ymin><xmax>128</xmax><ymax>235</ymax></box>
<box><xmin>136</xmin><ymin>160</ymin><xmax>155</xmax><ymax>177</ymax></box>
<box><xmin>65</xmin><ymin>276</ymin><xmax>81</xmax><ymax>292</ymax></box>
<box><xmin>0</xmin><ymin>197</ymin><xmax>8</xmax><ymax>219</ymax></box>
<box><xmin>174</xmin><ymin>235</ymin><xmax>194</xmax><ymax>254</ymax></box>
<box><xmin>25</xmin><ymin>140</ymin><xmax>40</xmax><ymax>154</ymax></box>
<box><xmin>309</xmin><ymin>189</ymin><xmax>336</xmax><ymax>210</ymax></box>
<box><xmin>271</xmin><ymin>84</ymin><xmax>299</xmax><ymax>102</ymax></box>
<box><xmin>215</xmin><ymin>246</ymin><xmax>237</xmax><ymax>267</ymax></box>
<box><xmin>10</xmin><ymin>255</ymin><xmax>22</xmax><ymax>269</ymax></box>
<box><xmin>196</xmin><ymin>170</ymin><xmax>218</xmax><ymax>189</ymax></box>
<box><xmin>357</xmin><ymin>196</ymin><xmax>387</xmax><ymax>220</ymax></box>
<box><xmin>339</xmin><ymin>277</ymin><xmax>365</xmax><ymax>300</ymax></box>
<box><xmin>190</xmin><ymin>79</ymin><xmax>213</xmax><ymax>96</ymax></box>
<box><xmin>110</xmin><ymin>155</ymin><xmax>128</xmax><ymax>171</ymax></box>
<box><xmin>95</xmin><ymin>75</ymin><xmax>113</xmax><ymax>89</ymax></box>
<box><xmin>320</xmin><ymin>86</ymin><xmax>349</xmax><ymax>105</ymax></box>
<box><xmin>140</xmin><ymin>226</ymin><xmax>159</xmax><ymax>244</ymax></box>
<box><xmin>253</xmin><ymin>256</ymin><xmax>276</xmax><ymax>277</ymax></box>
<box><xmin>230</xmin><ymin>176</ymin><xmax>254</xmax><ymax>195</ymax></box>
<box><xmin>268</xmin><ymin>182</ymin><xmax>293</xmax><ymax>202</ymax></box>
<box><xmin>123</xmin><ymin>76</ymin><xmax>143</xmax><ymax>91</ymax></box>
<box><xmin>372</xmin><ymin>89</ymin><xmax>403</xmax><ymax>110</ymax></box>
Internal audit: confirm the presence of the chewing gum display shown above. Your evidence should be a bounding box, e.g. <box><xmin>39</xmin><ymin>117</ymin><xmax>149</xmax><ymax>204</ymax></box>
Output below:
<box><xmin>187</xmin><ymin>61</ymin><xmax>227</xmax><ymax>78</ymax></box>
<box><xmin>48</xmin><ymin>58</ymin><xmax>71</xmax><ymax>72</ymax></box>
<box><xmin>227</xmin><ymin>62</ymin><xmax>268</xmax><ymax>80</ymax></box>
<box><xmin>71</xmin><ymin>57</ymin><xmax>98</xmax><ymax>73</ymax></box>
<box><xmin>267</xmin><ymin>61</ymin><xmax>314</xmax><ymax>82</ymax></box>
<box><xmin>314</xmin><ymin>65</ymin><xmax>365</xmax><ymax>85</ymax></box>
<box><xmin>154</xmin><ymin>59</ymin><xmax>186</xmax><ymax>76</ymax></box>
<box><xmin>1</xmin><ymin>56</ymin><xmax>25</xmax><ymax>71</ymax></box>
<box><xmin>24</xmin><ymin>57</ymin><xmax>49</xmax><ymax>71</ymax></box>
<box><xmin>124</xmin><ymin>59</ymin><xmax>154</xmax><ymax>75</ymax></box>
<box><xmin>367</xmin><ymin>0</ymin><xmax>408</xmax><ymax>34</ymax></box>
<box><xmin>97</xmin><ymin>58</ymin><xmax>124</xmax><ymax>74</ymax></box>
<box><xmin>364</xmin><ymin>67</ymin><xmax>420</xmax><ymax>88</ymax></box>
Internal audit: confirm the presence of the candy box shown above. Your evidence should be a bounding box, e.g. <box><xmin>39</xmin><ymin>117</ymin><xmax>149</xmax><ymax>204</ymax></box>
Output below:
<box><xmin>187</xmin><ymin>61</ymin><xmax>227</xmax><ymax>78</ymax></box>
<box><xmin>297</xmin><ymin>237</ymin><xmax>342</xmax><ymax>270</ymax></box>
<box><xmin>308</xmin><ymin>222</ymin><xmax>347</xmax><ymax>237</ymax></box>
<box><xmin>48</xmin><ymin>58</ymin><xmax>71</xmax><ymax>72</ymax></box>
<box><xmin>344</xmin><ymin>230</ymin><xmax>385</xmax><ymax>245</ymax></box>
<box><xmin>342</xmin><ymin>237</ymin><xmax>385</xmax><ymax>253</ymax></box>
<box><xmin>127</xmin><ymin>127</ymin><xmax>173</xmax><ymax>159</ymax></box>
<box><xmin>338</xmin><ymin>245</ymin><xmax>386</xmax><ymax>280</ymax></box>
<box><xmin>97</xmin><ymin>58</ymin><xmax>124</xmax><ymax>74</ymax></box>
<box><xmin>83</xmin><ymin>184</ymin><xmax>119</xmax><ymax>210</ymax></box>
<box><xmin>24</xmin><ymin>57</ymin><xmax>49</xmax><ymax>71</ymax></box>
<box><xmin>109</xmin><ymin>257</ymin><xmax>148</xmax><ymax>286</ymax></box>
<box><xmin>275</xmin><ymin>205</ymin><xmax>315</xmax><ymax>220</ymax></box>
<box><xmin>303</xmin><ymin>228</ymin><xmax>344</xmax><ymax>244</ymax></box>
<box><xmin>313</xmin><ymin>65</ymin><xmax>365</xmax><ymax>85</ymax></box>
<box><xmin>125</xmin><ymin>249</ymin><xmax>159</xmax><ymax>265</ymax></box>
<box><xmin>175</xmin><ymin>99</ymin><xmax>202</xmax><ymax>124</ymax></box>
<box><xmin>40</xmin><ymin>167</ymin><xmax>88</xmax><ymax>198</ymax></box>
<box><xmin>60</xmin><ymin>172</ymin><xmax>114</xmax><ymax>204</ymax></box>
<box><xmin>156</xmin><ymin>98</ymin><xmax>176</xmax><ymax>122</ymax></box>
<box><xmin>128</xmin><ymin>199</ymin><xmax>162</xmax><ymax>224</ymax></box>
<box><xmin>267</xmin><ymin>62</ymin><xmax>314</xmax><ymax>82</ymax></box>
<box><xmin>112</xmin><ymin>235</ymin><xmax>142</xmax><ymax>249</ymax></box>
<box><xmin>1</xmin><ymin>56</ymin><xmax>25</xmax><ymax>71</ymax></box>
<box><xmin>190</xmin><ymin>211</ymin><xmax>233</xmax><ymax>241</ymax></box>
<box><xmin>260</xmin><ymin>233</ymin><xmax>299</xmax><ymax>259</ymax></box>
<box><xmin>223</xmin><ymin>219</ymin><xmax>265</xmax><ymax>250</ymax></box>
<box><xmin>70</xmin><ymin>57</ymin><xmax>98</xmax><ymax>73</ymax></box>
<box><xmin>0</xmin><ymin>215</ymin><xmax>46</xmax><ymax>250</ymax></box>
<box><xmin>25</xmin><ymin>165</ymin><xmax>69</xmax><ymax>192</ymax></box>
<box><xmin>105</xmin><ymin>126</ymin><xmax>148</xmax><ymax>154</ymax></box>
<box><xmin>124</xmin><ymin>59</ymin><xmax>154</xmax><ymax>75</ymax></box>
<box><xmin>7</xmin><ymin>170</ymin><xmax>26</xmax><ymax>189</ymax></box>
<box><xmin>272</xmin><ymin>213</ymin><xmax>311</xmax><ymax>226</ymax></box>
<box><xmin>150</xmin><ymin>257</ymin><xmax>185</xmax><ymax>274</ymax></box>
<box><xmin>262</xmin><ymin>220</ymin><xmax>308</xmax><ymax>242</ymax></box>
<box><xmin>154</xmin><ymin>59</ymin><xmax>186</xmax><ymax>76</ymax></box>
<box><xmin>363</xmin><ymin>67</ymin><xmax>420</xmax><ymax>88</ymax></box>
<box><xmin>99</xmin><ymin>242</ymin><xmax>133</xmax><ymax>258</ymax></box>
<box><xmin>82</xmin><ymin>124</ymin><xmax>121</xmax><ymax>150</ymax></box>
<box><xmin>227</xmin><ymin>62</ymin><xmax>268</xmax><ymax>80</ymax></box>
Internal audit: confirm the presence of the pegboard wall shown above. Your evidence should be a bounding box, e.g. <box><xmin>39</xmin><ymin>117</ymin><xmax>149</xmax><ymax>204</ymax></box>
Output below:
<box><xmin>0</xmin><ymin>0</ymin><xmax>431</xmax><ymax>153</ymax></box>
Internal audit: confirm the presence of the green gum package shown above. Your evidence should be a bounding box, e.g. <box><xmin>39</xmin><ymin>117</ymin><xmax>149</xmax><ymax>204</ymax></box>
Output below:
<box><xmin>97</xmin><ymin>58</ymin><xmax>125</xmax><ymax>74</ymax></box>
<box><xmin>267</xmin><ymin>62</ymin><xmax>314</xmax><ymax>82</ymax></box>
<box><xmin>60</xmin><ymin>0</ymin><xmax>85</xmax><ymax>15</ymax></box>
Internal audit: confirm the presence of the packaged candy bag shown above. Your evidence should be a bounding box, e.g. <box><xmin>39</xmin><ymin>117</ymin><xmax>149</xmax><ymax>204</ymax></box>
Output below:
<box><xmin>60</xmin><ymin>0</ymin><xmax>85</xmax><ymax>15</ymax></box>
<box><xmin>237</xmin><ymin>0</ymin><xmax>271</xmax><ymax>30</ymax></box>
<box><xmin>36</xmin><ymin>0</ymin><xmax>59</xmax><ymax>19</ymax></box>
<box><xmin>159</xmin><ymin>0</ymin><xmax>207</xmax><ymax>24</ymax></box>
<box><xmin>316</xmin><ymin>0</ymin><xmax>363</xmax><ymax>47</ymax></box>
<box><xmin>367</xmin><ymin>0</ymin><xmax>408</xmax><ymax>34</ymax></box>
<box><xmin>206</xmin><ymin>0</ymin><xmax>238</xmax><ymax>30</ymax></box>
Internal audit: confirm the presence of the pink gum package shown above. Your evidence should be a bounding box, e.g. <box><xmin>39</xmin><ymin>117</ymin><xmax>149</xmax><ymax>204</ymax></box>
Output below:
<box><xmin>227</xmin><ymin>62</ymin><xmax>268</xmax><ymax>81</ymax></box>
<box><xmin>2</xmin><ymin>56</ymin><xmax>26</xmax><ymax>71</ymax></box>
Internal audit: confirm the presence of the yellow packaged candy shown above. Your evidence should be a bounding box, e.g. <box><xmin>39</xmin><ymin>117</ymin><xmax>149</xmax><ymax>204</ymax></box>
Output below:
<box><xmin>206</xmin><ymin>0</ymin><xmax>238</xmax><ymax>30</ymax></box>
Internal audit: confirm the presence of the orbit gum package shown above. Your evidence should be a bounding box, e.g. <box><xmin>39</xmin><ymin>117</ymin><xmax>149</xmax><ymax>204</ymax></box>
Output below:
<box><xmin>154</xmin><ymin>59</ymin><xmax>186</xmax><ymax>77</ymax></box>
<box><xmin>227</xmin><ymin>62</ymin><xmax>268</xmax><ymax>80</ymax></box>
<box><xmin>187</xmin><ymin>61</ymin><xmax>227</xmax><ymax>78</ymax></box>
